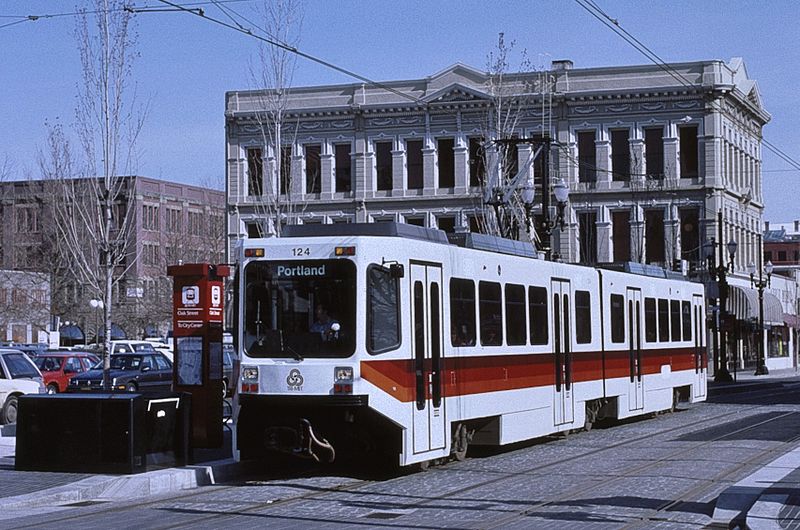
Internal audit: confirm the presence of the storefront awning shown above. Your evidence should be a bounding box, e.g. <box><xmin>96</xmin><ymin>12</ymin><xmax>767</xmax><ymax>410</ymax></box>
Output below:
<box><xmin>727</xmin><ymin>286</ymin><xmax>784</xmax><ymax>325</ymax></box>
<box><xmin>784</xmin><ymin>313</ymin><xmax>800</xmax><ymax>329</ymax></box>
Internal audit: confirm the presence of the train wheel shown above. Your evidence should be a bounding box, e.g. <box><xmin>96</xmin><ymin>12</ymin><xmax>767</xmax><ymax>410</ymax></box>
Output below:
<box><xmin>452</xmin><ymin>423</ymin><xmax>469</xmax><ymax>461</ymax></box>
<box><xmin>671</xmin><ymin>389</ymin><xmax>680</xmax><ymax>412</ymax></box>
<box><xmin>418</xmin><ymin>459</ymin><xmax>430</xmax><ymax>471</ymax></box>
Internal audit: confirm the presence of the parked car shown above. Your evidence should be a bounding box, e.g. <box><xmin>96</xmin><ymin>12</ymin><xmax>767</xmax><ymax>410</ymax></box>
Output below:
<box><xmin>110</xmin><ymin>340</ymin><xmax>159</xmax><ymax>355</ymax></box>
<box><xmin>13</xmin><ymin>343</ymin><xmax>49</xmax><ymax>359</ymax></box>
<box><xmin>0</xmin><ymin>343</ymin><xmax>48</xmax><ymax>360</ymax></box>
<box><xmin>0</xmin><ymin>348</ymin><xmax>45</xmax><ymax>424</ymax></box>
<box><xmin>34</xmin><ymin>351</ymin><xmax>101</xmax><ymax>394</ymax></box>
<box><xmin>68</xmin><ymin>352</ymin><xmax>173</xmax><ymax>393</ymax></box>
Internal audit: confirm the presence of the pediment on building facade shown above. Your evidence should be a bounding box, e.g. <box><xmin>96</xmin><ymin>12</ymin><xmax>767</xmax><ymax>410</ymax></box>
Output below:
<box><xmin>728</xmin><ymin>57</ymin><xmax>764</xmax><ymax>111</ymax></box>
<box><xmin>423</xmin><ymin>82</ymin><xmax>491</xmax><ymax>105</ymax></box>
<box><xmin>427</xmin><ymin>63</ymin><xmax>488</xmax><ymax>89</ymax></box>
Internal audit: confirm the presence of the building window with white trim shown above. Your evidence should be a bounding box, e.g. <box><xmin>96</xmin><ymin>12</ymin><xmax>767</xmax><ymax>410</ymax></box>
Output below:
<box><xmin>375</xmin><ymin>141</ymin><xmax>392</xmax><ymax>191</ymax></box>
<box><xmin>334</xmin><ymin>143</ymin><xmax>352</xmax><ymax>192</ymax></box>
<box><xmin>406</xmin><ymin>139</ymin><xmax>423</xmax><ymax>190</ymax></box>
<box><xmin>246</xmin><ymin>147</ymin><xmax>263</xmax><ymax>196</ymax></box>
<box><xmin>437</xmin><ymin>138</ymin><xmax>454</xmax><ymax>188</ymax></box>
<box><xmin>305</xmin><ymin>144</ymin><xmax>321</xmax><ymax>194</ymax></box>
<box><xmin>680</xmin><ymin>126</ymin><xmax>699</xmax><ymax>178</ymax></box>
<box><xmin>610</xmin><ymin>129</ymin><xmax>630</xmax><ymax>182</ymax></box>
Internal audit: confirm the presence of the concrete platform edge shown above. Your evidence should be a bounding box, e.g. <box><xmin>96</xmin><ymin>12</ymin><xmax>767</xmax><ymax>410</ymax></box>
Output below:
<box><xmin>0</xmin><ymin>458</ymin><xmax>243</xmax><ymax>511</ymax></box>
<box><xmin>712</xmin><ymin>444</ymin><xmax>800</xmax><ymax>527</ymax></box>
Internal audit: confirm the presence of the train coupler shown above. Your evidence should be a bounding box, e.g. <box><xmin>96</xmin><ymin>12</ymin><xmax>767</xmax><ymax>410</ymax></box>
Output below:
<box><xmin>264</xmin><ymin>419</ymin><xmax>335</xmax><ymax>463</ymax></box>
<box><xmin>297</xmin><ymin>419</ymin><xmax>336</xmax><ymax>463</ymax></box>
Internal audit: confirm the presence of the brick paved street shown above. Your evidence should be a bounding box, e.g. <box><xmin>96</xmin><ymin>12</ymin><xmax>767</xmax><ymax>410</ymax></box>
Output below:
<box><xmin>4</xmin><ymin>376</ymin><xmax>800</xmax><ymax>529</ymax></box>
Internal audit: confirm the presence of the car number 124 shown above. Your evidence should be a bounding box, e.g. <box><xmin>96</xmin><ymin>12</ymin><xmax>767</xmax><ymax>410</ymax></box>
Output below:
<box><xmin>292</xmin><ymin>247</ymin><xmax>310</xmax><ymax>256</ymax></box>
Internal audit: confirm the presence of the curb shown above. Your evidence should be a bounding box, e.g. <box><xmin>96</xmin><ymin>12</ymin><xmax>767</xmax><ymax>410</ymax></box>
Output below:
<box><xmin>746</xmin><ymin>494</ymin><xmax>788</xmax><ymax>530</ymax></box>
<box><xmin>712</xmin><ymin>446</ymin><xmax>800</xmax><ymax>527</ymax></box>
<box><xmin>0</xmin><ymin>459</ymin><xmax>245</xmax><ymax>511</ymax></box>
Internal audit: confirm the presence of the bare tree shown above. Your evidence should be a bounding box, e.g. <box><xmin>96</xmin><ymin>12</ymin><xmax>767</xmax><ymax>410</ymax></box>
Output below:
<box><xmin>247</xmin><ymin>0</ymin><xmax>304</xmax><ymax>236</ymax></box>
<box><xmin>120</xmin><ymin>198</ymin><xmax>226</xmax><ymax>339</ymax></box>
<box><xmin>475</xmin><ymin>34</ymin><xmax>540</xmax><ymax>242</ymax></box>
<box><xmin>39</xmin><ymin>0</ymin><xmax>144</xmax><ymax>389</ymax></box>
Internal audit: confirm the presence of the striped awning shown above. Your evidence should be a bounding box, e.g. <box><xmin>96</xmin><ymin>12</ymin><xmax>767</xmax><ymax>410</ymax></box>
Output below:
<box><xmin>727</xmin><ymin>286</ymin><xmax>784</xmax><ymax>325</ymax></box>
<box><xmin>784</xmin><ymin>313</ymin><xmax>800</xmax><ymax>329</ymax></box>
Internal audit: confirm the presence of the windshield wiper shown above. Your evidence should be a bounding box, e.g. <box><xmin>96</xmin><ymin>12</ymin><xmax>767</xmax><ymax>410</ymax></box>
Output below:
<box><xmin>279</xmin><ymin>331</ymin><xmax>302</xmax><ymax>361</ymax></box>
<box><xmin>285</xmin><ymin>344</ymin><xmax>303</xmax><ymax>362</ymax></box>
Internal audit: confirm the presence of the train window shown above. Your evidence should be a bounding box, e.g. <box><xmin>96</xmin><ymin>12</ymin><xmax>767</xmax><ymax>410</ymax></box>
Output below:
<box><xmin>243</xmin><ymin>259</ymin><xmax>356</xmax><ymax>358</ymax></box>
<box><xmin>414</xmin><ymin>281</ymin><xmax>425</xmax><ymax>410</ymax></box>
<box><xmin>670</xmin><ymin>300</ymin><xmax>682</xmax><ymax>342</ymax></box>
<box><xmin>682</xmin><ymin>301</ymin><xmax>692</xmax><ymax>341</ymax></box>
<box><xmin>529</xmin><ymin>286</ymin><xmax>548</xmax><ymax>345</ymax></box>
<box><xmin>575</xmin><ymin>290</ymin><xmax>591</xmax><ymax>344</ymax></box>
<box><xmin>479</xmin><ymin>281</ymin><xmax>503</xmax><ymax>346</ymax></box>
<box><xmin>430</xmin><ymin>282</ymin><xmax>442</xmax><ymax>407</ymax></box>
<box><xmin>366</xmin><ymin>265</ymin><xmax>401</xmax><ymax>354</ymax></box>
<box><xmin>644</xmin><ymin>297</ymin><xmax>657</xmax><ymax>342</ymax></box>
<box><xmin>610</xmin><ymin>294</ymin><xmax>625</xmax><ymax>343</ymax></box>
<box><xmin>658</xmin><ymin>299</ymin><xmax>670</xmax><ymax>342</ymax></box>
<box><xmin>505</xmin><ymin>284</ymin><xmax>527</xmax><ymax>346</ymax></box>
<box><xmin>450</xmin><ymin>278</ymin><xmax>476</xmax><ymax>346</ymax></box>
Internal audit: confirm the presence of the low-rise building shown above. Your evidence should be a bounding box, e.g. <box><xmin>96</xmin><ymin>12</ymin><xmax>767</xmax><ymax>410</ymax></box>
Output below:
<box><xmin>0</xmin><ymin>270</ymin><xmax>52</xmax><ymax>345</ymax></box>
<box><xmin>0</xmin><ymin>176</ymin><xmax>225</xmax><ymax>340</ymax></box>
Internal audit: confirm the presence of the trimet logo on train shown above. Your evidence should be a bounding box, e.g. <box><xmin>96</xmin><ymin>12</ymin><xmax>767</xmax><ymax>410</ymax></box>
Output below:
<box><xmin>181</xmin><ymin>286</ymin><xmax>200</xmax><ymax>306</ymax></box>
<box><xmin>286</xmin><ymin>369</ymin><xmax>303</xmax><ymax>391</ymax></box>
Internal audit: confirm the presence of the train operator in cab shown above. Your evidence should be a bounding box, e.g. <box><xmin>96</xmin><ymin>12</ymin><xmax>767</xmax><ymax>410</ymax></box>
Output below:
<box><xmin>310</xmin><ymin>304</ymin><xmax>339</xmax><ymax>341</ymax></box>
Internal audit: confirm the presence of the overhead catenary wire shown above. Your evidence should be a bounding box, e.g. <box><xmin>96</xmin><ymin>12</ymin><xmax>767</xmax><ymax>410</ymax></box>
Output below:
<box><xmin>574</xmin><ymin>0</ymin><xmax>800</xmax><ymax>173</ymax></box>
<box><xmin>155</xmin><ymin>0</ymin><xmax>427</xmax><ymax>106</ymax></box>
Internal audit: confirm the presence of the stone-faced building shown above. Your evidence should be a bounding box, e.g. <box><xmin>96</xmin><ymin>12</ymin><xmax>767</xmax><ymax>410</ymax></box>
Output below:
<box><xmin>225</xmin><ymin>57</ymin><xmax>769</xmax><ymax>278</ymax></box>
<box><xmin>225</xmin><ymin>57</ymin><xmax>790</xmax><ymax>372</ymax></box>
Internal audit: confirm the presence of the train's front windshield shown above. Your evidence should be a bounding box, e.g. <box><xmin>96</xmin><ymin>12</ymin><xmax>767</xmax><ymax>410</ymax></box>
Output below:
<box><xmin>243</xmin><ymin>259</ymin><xmax>356</xmax><ymax>358</ymax></box>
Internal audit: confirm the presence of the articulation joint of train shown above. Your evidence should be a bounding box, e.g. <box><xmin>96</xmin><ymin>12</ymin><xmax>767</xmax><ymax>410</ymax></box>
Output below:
<box><xmin>232</xmin><ymin>223</ymin><xmax>708</xmax><ymax>469</ymax></box>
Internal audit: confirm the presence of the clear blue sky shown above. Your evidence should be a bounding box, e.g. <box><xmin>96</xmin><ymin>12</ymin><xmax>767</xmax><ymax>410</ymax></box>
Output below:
<box><xmin>2</xmin><ymin>0</ymin><xmax>799</xmax><ymax>220</ymax></box>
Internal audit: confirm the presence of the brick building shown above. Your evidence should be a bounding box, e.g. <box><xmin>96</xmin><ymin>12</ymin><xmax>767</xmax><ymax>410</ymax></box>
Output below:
<box><xmin>0</xmin><ymin>176</ymin><xmax>225</xmax><ymax>340</ymax></box>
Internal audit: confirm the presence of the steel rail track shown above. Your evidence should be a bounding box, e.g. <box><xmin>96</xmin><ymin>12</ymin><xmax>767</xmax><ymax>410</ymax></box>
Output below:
<box><xmin>12</xmin><ymin>393</ymin><xmax>800</xmax><ymax>529</ymax></box>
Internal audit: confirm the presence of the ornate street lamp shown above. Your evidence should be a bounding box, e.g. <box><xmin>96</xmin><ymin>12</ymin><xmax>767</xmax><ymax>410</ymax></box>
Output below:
<box><xmin>541</xmin><ymin>178</ymin><xmax>570</xmax><ymax>260</ymax></box>
<box><xmin>748</xmin><ymin>260</ymin><xmax>773</xmax><ymax>375</ymax></box>
<box><xmin>706</xmin><ymin>234</ymin><xmax>737</xmax><ymax>382</ymax></box>
<box><xmin>89</xmin><ymin>298</ymin><xmax>104</xmax><ymax>347</ymax></box>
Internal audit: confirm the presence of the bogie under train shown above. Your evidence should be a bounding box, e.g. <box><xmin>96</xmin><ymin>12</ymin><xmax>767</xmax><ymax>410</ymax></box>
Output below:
<box><xmin>233</xmin><ymin>223</ymin><xmax>707</xmax><ymax>467</ymax></box>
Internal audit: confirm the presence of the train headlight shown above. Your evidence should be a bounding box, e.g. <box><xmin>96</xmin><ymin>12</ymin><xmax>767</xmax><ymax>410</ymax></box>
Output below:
<box><xmin>242</xmin><ymin>366</ymin><xmax>260</xmax><ymax>393</ymax></box>
<box><xmin>333</xmin><ymin>366</ymin><xmax>353</xmax><ymax>395</ymax></box>
<box><xmin>334</xmin><ymin>366</ymin><xmax>353</xmax><ymax>382</ymax></box>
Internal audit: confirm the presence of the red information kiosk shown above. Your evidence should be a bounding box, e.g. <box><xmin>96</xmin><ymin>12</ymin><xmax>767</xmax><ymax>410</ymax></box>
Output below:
<box><xmin>167</xmin><ymin>263</ymin><xmax>230</xmax><ymax>448</ymax></box>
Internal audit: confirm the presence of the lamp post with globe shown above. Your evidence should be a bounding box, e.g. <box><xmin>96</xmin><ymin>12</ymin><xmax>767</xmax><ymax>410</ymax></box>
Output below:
<box><xmin>89</xmin><ymin>299</ymin><xmax>104</xmax><ymax>347</ymax></box>
<box><xmin>748</xmin><ymin>260</ymin><xmax>773</xmax><ymax>376</ymax></box>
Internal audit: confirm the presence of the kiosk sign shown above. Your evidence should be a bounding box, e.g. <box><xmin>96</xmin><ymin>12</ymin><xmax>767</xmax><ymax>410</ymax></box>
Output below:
<box><xmin>167</xmin><ymin>263</ymin><xmax>230</xmax><ymax>448</ymax></box>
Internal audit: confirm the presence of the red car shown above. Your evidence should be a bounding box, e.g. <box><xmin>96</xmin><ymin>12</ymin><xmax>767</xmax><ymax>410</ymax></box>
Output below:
<box><xmin>34</xmin><ymin>351</ymin><xmax>101</xmax><ymax>394</ymax></box>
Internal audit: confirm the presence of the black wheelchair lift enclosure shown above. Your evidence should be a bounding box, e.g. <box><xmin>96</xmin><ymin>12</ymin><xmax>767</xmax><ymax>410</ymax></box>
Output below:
<box><xmin>15</xmin><ymin>392</ymin><xmax>191</xmax><ymax>474</ymax></box>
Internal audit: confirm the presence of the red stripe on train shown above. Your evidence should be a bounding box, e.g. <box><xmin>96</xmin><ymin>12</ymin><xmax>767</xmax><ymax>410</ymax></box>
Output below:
<box><xmin>361</xmin><ymin>347</ymin><xmax>707</xmax><ymax>403</ymax></box>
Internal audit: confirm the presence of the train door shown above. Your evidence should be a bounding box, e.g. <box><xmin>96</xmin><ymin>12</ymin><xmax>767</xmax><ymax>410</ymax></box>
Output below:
<box><xmin>411</xmin><ymin>262</ymin><xmax>446</xmax><ymax>454</ymax></box>
<box><xmin>552</xmin><ymin>279</ymin><xmax>574</xmax><ymax>425</ymax></box>
<box><xmin>693</xmin><ymin>294</ymin><xmax>707</xmax><ymax>399</ymax></box>
<box><xmin>627</xmin><ymin>288</ymin><xmax>644</xmax><ymax>411</ymax></box>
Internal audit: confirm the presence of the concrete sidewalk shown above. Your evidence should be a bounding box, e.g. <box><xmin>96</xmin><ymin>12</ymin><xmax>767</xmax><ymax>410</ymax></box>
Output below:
<box><xmin>0</xmin><ymin>420</ymin><xmax>243</xmax><ymax>517</ymax></box>
<box><xmin>708</xmin><ymin>367</ymin><xmax>800</xmax><ymax>528</ymax></box>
